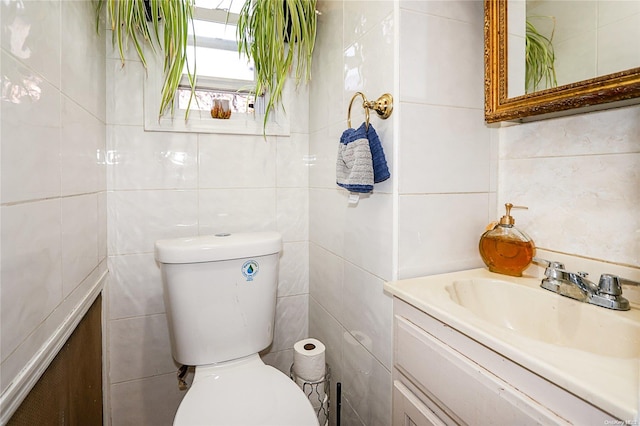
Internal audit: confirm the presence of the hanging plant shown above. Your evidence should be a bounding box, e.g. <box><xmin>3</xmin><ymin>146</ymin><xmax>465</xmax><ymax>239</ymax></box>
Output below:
<box><xmin>525</xmin><ymin>17</ymin><xmax>557</xmax><ymax>93</ymax></box>
<box><xmin>96</xmin><ymin>0</ymin><xmax>196</xmax><ymax>118</ymax></box>
<box><xmin>236</xmin><ymin>0</ymin><xmax>317</xmax><ymax>130</ymax></box>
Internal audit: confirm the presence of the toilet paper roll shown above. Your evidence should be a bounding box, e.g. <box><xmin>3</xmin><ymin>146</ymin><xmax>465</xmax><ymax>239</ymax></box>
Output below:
<box><xmin>293</xmin><ymin>338</ymin><xmax>326</xmax><ymax>382</ymax></box>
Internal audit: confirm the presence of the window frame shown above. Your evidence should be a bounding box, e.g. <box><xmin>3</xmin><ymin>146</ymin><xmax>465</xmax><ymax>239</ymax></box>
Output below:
<box><xmin>143</xmin><ymin>6</ymin><xmax>290</xmax><ymax>136</ymax></box>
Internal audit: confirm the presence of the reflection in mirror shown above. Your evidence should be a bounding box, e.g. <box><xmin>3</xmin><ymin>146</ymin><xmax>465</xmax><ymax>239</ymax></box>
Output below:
<box><xmin>509</xmin><ymin>0</ymin><xmax>640</xmax><ymax>98</ymax></box>
<box><xmin>485</xmin><ymin>0</ymin><xmax>640</xmax><ymax>123</ymax></box>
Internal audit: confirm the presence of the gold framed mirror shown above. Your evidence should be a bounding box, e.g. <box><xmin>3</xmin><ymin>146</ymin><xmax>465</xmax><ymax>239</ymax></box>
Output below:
<box><xmin>484</xmin><ymin>0</ymin><xmax>640</xmax><ymax>123</ymax></box>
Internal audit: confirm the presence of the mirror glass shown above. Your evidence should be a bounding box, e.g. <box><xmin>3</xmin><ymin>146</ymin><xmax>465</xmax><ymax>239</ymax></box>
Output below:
<box><xmin>508</xmin><ymin>0</ymin><xmax>640</xmax><ymax>98</ymax></box>
<box><xmin>484</xmin><ymin>0</ymin><xmax>640</xmax><ymax>123</ymax></box>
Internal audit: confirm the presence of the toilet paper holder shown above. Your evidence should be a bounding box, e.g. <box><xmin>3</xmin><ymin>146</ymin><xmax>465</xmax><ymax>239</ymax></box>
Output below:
<box><xmin>290</xmin><ymin>363</ymin><xmax>331</xmax><ymax>426</ymax></box>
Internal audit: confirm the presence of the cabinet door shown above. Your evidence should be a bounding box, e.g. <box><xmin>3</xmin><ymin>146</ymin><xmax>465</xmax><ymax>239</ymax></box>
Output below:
<box><xmin>393</xmin><ymin>380</ymin><xmax>446</xmax><ymax>426</ymax></box>
<box><xmin>395</xmin><ymin>316</ymin><xmax>567</xmax><ymax>425</ymax></box>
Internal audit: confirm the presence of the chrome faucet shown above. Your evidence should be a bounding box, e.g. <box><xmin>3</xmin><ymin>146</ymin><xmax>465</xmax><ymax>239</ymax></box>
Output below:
<box><xmin>535</xmin><ymin>258</ymin><xmax>640</xmax><ymax>311</ymax></box>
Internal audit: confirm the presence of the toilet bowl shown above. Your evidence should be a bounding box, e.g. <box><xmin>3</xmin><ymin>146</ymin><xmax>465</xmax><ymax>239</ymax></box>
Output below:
<box><xmin>174</xmin><ymin>355</ymin><xmax>318</xmax><ymax>426</ymax></box>
<box><xmin>155</xmin><ymin>232</ymin><xmax>318</xmax><ymax>426</ymax></box>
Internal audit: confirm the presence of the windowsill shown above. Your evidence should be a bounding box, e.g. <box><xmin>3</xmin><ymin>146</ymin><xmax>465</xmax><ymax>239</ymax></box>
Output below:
<box><xmin>144</xmin><ymin>107</ymin><xmax>290</xmax><ymax>136</ymax></box>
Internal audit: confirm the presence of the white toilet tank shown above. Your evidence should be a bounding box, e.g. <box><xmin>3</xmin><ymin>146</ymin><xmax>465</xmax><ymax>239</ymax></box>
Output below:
<box><xmin>154</xmin><ymin>232</ymin><xmax>282</xmax><ymax>366</ymax></box>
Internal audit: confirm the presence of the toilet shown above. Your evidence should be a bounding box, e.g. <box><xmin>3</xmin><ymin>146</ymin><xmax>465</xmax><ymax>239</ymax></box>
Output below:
<box><xmin>155</xmin><ymin>231</ymin><xmax>319</xmax><ymax>426</ymax></box>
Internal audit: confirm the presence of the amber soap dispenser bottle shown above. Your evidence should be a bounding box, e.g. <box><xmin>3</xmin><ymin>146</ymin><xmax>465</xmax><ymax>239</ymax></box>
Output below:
<box><xmin>479</xmin><ymin>203</ymin><xmax>535</xmax><ymax>277</ymax></box>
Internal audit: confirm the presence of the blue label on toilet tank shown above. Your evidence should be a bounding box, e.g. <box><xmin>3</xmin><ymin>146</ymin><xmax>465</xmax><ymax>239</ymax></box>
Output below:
<box><xmin>241</xmin><ymin>260</ymin><xmax>259</xmax><ymax>281</ymax></box>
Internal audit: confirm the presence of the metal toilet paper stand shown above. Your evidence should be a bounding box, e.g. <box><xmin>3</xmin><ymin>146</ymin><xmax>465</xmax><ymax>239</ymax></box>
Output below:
<box><xmin>290</xmin><ymin>363</ymin><xmax>331</xmax><ymax>426</ymax></box>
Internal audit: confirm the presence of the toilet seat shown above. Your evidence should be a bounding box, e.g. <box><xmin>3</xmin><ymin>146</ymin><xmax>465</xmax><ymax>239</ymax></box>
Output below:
<box><xmin>174</xmin><ymin>356</ymin><xmax>319</xmax><ymax>426</ymax></box>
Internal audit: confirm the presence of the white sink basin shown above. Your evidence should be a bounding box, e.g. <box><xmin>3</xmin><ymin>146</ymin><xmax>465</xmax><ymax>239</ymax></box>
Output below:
<box><xmin>384</xmin><ymin>267</ymin><xmax>640</xmax><ymax>422</ymax></box>
<box><xmin>445</xmin><ymin>278</ymin><xmax>640</xmax><ymax>359</ymax></box>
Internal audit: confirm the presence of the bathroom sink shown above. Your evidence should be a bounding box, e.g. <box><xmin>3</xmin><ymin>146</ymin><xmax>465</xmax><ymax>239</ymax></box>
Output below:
<box><xmin>445</xmin><ymin>278</ymin><xmax>640</xmax><ymax>359</ymax></box>
<box><xmin>384</xmin><ymin>266</ymin><xmax>640</xmax><ymax>422</ymax></box>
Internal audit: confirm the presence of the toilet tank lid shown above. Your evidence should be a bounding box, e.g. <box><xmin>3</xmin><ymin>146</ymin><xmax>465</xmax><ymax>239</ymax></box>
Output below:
<box><xmin>155</xmin><ymin>232</ymin><xmax>282</xmax><ymax>264</ymax></box>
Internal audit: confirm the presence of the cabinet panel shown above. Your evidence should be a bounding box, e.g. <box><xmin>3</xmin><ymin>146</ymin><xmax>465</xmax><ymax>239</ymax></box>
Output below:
<box><xmin>394</xmin><ymin>299</ymin><xmax>617</xmax><ymax>425</ymax></box>
<box><xmin>393</xmin><ymin>380</ymin><xmax>446</xmax><ymax>426</ymax></box>
<box><xmin>395</xmin><ymin>315</ymin><xmax>566</xmax><ymax>425</ymax></box>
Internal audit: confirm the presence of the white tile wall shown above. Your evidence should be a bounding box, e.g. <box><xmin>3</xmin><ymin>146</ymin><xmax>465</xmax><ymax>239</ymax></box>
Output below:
<box><xmin>0</xmin><ymin>0</ymin><xmax>107</xmax><ymax>411</ymax></box>
<box><xmin>308</xmin><ymin>1</ymin><xmax>397</xmax><ymax>425</ymax></box>
<box><xmin>498</xmin><ymin>106</ymin><xmax>640</xmax><ymax>267</ymax></box>
<box><xmin>105</xmin><ymin>29</ymin><xmax>311</xmax><ymax>425</ymax></box>
<box><xmin>4</xmin><ymin>1</ymin><xmax>637</xmax><ymax>425</ymax></box>
<box><xmin>309</xmin><ymin>2</ymin><xmax>492</xmax><ymax>425</ymax></box>
<box><xmin>397</xmin><ymin>2</ymin><xmax>492</xmax><ymax>280</ymax></box>
<box><xmin>399</xmin><ymin>8</ymin><xmax>484</xmax><ymax>108</ymax></box>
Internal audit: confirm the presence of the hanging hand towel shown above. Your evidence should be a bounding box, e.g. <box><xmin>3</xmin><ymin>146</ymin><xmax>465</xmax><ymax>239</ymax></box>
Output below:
<box><xmin>364</xmin><ymin>123</ymin><xmax>390</xmax><ymax>183</ymax></box>
<box><xmin>336</xmin><ymin>125</ymin><xmax>374</xmax><ymax>193</ymax></box>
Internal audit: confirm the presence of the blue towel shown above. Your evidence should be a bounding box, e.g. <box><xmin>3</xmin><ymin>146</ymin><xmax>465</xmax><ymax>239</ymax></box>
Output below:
<box><xmin>336</xmin><ymin>126</ymin><xmax>374</xmax><ymax>193</ymax></box>
<box><xmin>364</xmin><ymin>123</ymin><xmax>391</xmax><ymax>183</ymax></box>
<box><xmin>336</xmin><ymin>122</ymin><xmax>391</xmax><ymax>193</ymax></box>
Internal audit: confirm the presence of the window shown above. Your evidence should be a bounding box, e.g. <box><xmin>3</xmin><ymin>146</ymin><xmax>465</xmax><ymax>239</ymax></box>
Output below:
<box><xmin>144</xmin><ymin>0</ymin><xmax>289</xmax><ymax>136</ymax></box>
<box><xmin>178</xmin><ymin>2</ymin><xmax>257</xmax><ymax>115</ymax></box>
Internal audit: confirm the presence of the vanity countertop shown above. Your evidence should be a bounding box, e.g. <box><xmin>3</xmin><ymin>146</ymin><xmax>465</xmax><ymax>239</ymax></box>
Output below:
<box><xmin>385</xmin><ymin>268</ymin><xmax>640</xmax><ymax>422</ymax></box>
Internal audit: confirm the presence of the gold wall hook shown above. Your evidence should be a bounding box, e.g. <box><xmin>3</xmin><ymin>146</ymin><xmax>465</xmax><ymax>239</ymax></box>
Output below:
<box><xmin>347</xmin><ymin>92</ymin><xmax>394</xmax><ymax>128</ymax></box>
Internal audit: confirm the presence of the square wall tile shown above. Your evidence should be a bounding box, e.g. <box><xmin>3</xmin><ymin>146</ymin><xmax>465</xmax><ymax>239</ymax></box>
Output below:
<box><xmin>276</xmin><ymin>133</ymin><xmax>309</xmax><ymax>188</ymax></box>
<box><xmin>399</xmin><ymin>103</ymin><xmax>491</xmax><ymax>194</ymax></box>
<box><xmin>198</xmin><ymin>133</ymin><xmax>277</xmax><ymax>189</ymax></box>
<box><xmin>310</xmin><ymin>1</ymin><xmax>344</xmax><ymax>132</ymax></box>
<box><xmin>498</xmin><ymin>105</ymin><xmax>640</xmax><ymax>159</ymax></box>
<box><xmin>344</xmin><ymin>14</ymin><xmax>394</xmax><ymax>116</ymax></box>
<box><xmin>343</xmin><ymin>193</ymin><xmax>393</xmax><ymax>281</ymax></box>
<box><xmin>309</xmin><ymin>124</ymin><xmax>344</xmax><ymax>190</ymax></box>
<box><xmin>61</xmin><ymin>194</ymin><xmax>99</xmax><ymax>297</ymax></box>
<box><xmin>277</xmin><ymin>188</ymin><xmax>309</xmax><ymax>242</ymax></box>
<box><xmin>399</xmin><ymin>10</ymin><xmax>483</xmax><ymax>108</ymax></box>
<box><xmin>1</xmin><ymin>0</ymin><xmax>61</xmax><ymax>88</ymax></box>
<box><xmin>61</xmin><ymin>0</ymin><xmax>106</xmax><ymax>120</ymax></box>
<box><xmin>499</xmin><ymin>153</ymin><xmax>640</xmax><ymax>266</ymax></box>
<box><xmin>108</xmin><ymin>253</ymin><xmax>165</xmax><ymax>320</ymax></box>
<box><xmin>61</xmin><ymin>97</ymin><xmax>103</xmax><ymax>196</ymax></box>
<box><xmin>309</xmin><ymin>243</ymin><xmax>344</xmax><ymax>324</ymax></box>
<box><xmin>309</xmin><ymin>188</ymin><xmax>346</xmax><ymax>256</ymax></box>
<box><xmin>308</xmin><ymin>297</ymin><xmax>344</xmax><ymax>389</ymax></box>
<box><xmin>278</xmin><ymin>242</ymin><xmax>309</xmax><ymax>297</ymax></box>
<box><xmin>398</xmin><ymin>193</ymin><xmax>489</xmax><ymax>279</ymax></box>
<box><xmin>271</xmin><ymin>295</ymin><xmax>308</xmax><ymax>352</ymax></box>
<box><xmin>1</xmin><ymin>199</ymin><xmax>62</xmax><ymax>362</ymax></box>
<box><xmin>108</xmin><ymin>125</ymin><xmax>198</xmax><ymax>190</ymax></box>
<box><xmin>342</xmin><ymin>331</ymin><xmax>391</xmax><ymax>426</ymax></box>
<box><xmin>108</xmin><ymin>190</ymin><xmax>198</xmax><ymax>255</ymax></box>
<box><xmin>106</xmin><ymin>58</ymin><xmax>145</xmax><ymax>126</ymax></box>
<box><xmin>198</xmin><ymin>188</ymin><xmax>277</xmax><ymax>236</ymax></box>
<box><xmin>342</xmin><ymin>263</ymin><xmax>393</xmax><ymax>369</ymax></box>
<box><xmin>1</xmin><ymin>51</ymin><xmax>61</xmax><ymax>204</ymax></box>
<box><xmin>109</xmin><ymin>314</ymin><xmax>177</xmax><ymax>383</ymax></box>
<box><xmin>110</xmin><ymin>373</ymin><xmax>185</xmax><ymax>426</ymax></box>
<box><xmin>285</xmin><ymin>82</ymin><xmax>310</xmax><ymax>134</ymax></box>
<box><xmin>400</xmin><ymin>0</ymin><xmax>484</xmax><ymax>25</ymax></box>
<box><xmin>343</xmin><ymin>0</ymin><xmax>393</xmax><ymax>49</ymax></box>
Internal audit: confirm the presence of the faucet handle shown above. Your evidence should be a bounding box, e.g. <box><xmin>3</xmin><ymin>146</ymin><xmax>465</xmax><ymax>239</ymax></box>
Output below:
<box><xmin>598</xmin><ymin>274</ymin><xmax>623</xmax><ymax>296</ymax></box>
<box><xmin>533</xmin><ymin>257</ymin><xmax>565</xmax><ymax>270</ymax></box>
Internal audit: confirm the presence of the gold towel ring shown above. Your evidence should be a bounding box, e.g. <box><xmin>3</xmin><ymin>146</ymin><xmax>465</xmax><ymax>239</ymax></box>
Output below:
<box><xmin>347</xmin><ymin>92</ymin><xmax>394</xmax><ymax>129</ymax></box>
<box><xmin>348</xmin><ymin>92</ymin><xmax>370</xmax><ymax>129</ymax></box>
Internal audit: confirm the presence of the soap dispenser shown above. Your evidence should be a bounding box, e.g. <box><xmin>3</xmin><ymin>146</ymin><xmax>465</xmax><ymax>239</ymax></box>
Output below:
<box><xmin>479</xmin><ymin>203</ymin><xmax>535</xmax><ymax>277</ymax></box>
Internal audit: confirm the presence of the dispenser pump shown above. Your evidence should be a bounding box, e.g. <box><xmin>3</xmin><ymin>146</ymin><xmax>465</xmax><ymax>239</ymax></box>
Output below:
<box><xmin>498</xmin><ymin>203</ymin><xmax>527</xmax><ymax>226</ymax></box>
<box><xmin>479</xmin><ymin>203</ymin><xmax>535</xmax><ymax>277</ymax></box>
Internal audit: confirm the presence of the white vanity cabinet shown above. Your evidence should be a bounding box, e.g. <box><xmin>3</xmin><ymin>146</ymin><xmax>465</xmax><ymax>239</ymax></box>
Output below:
<box><xmin>392</xmin><ymin>299</ymin><xmax>618</xmax><ymax>426</ymax></box>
